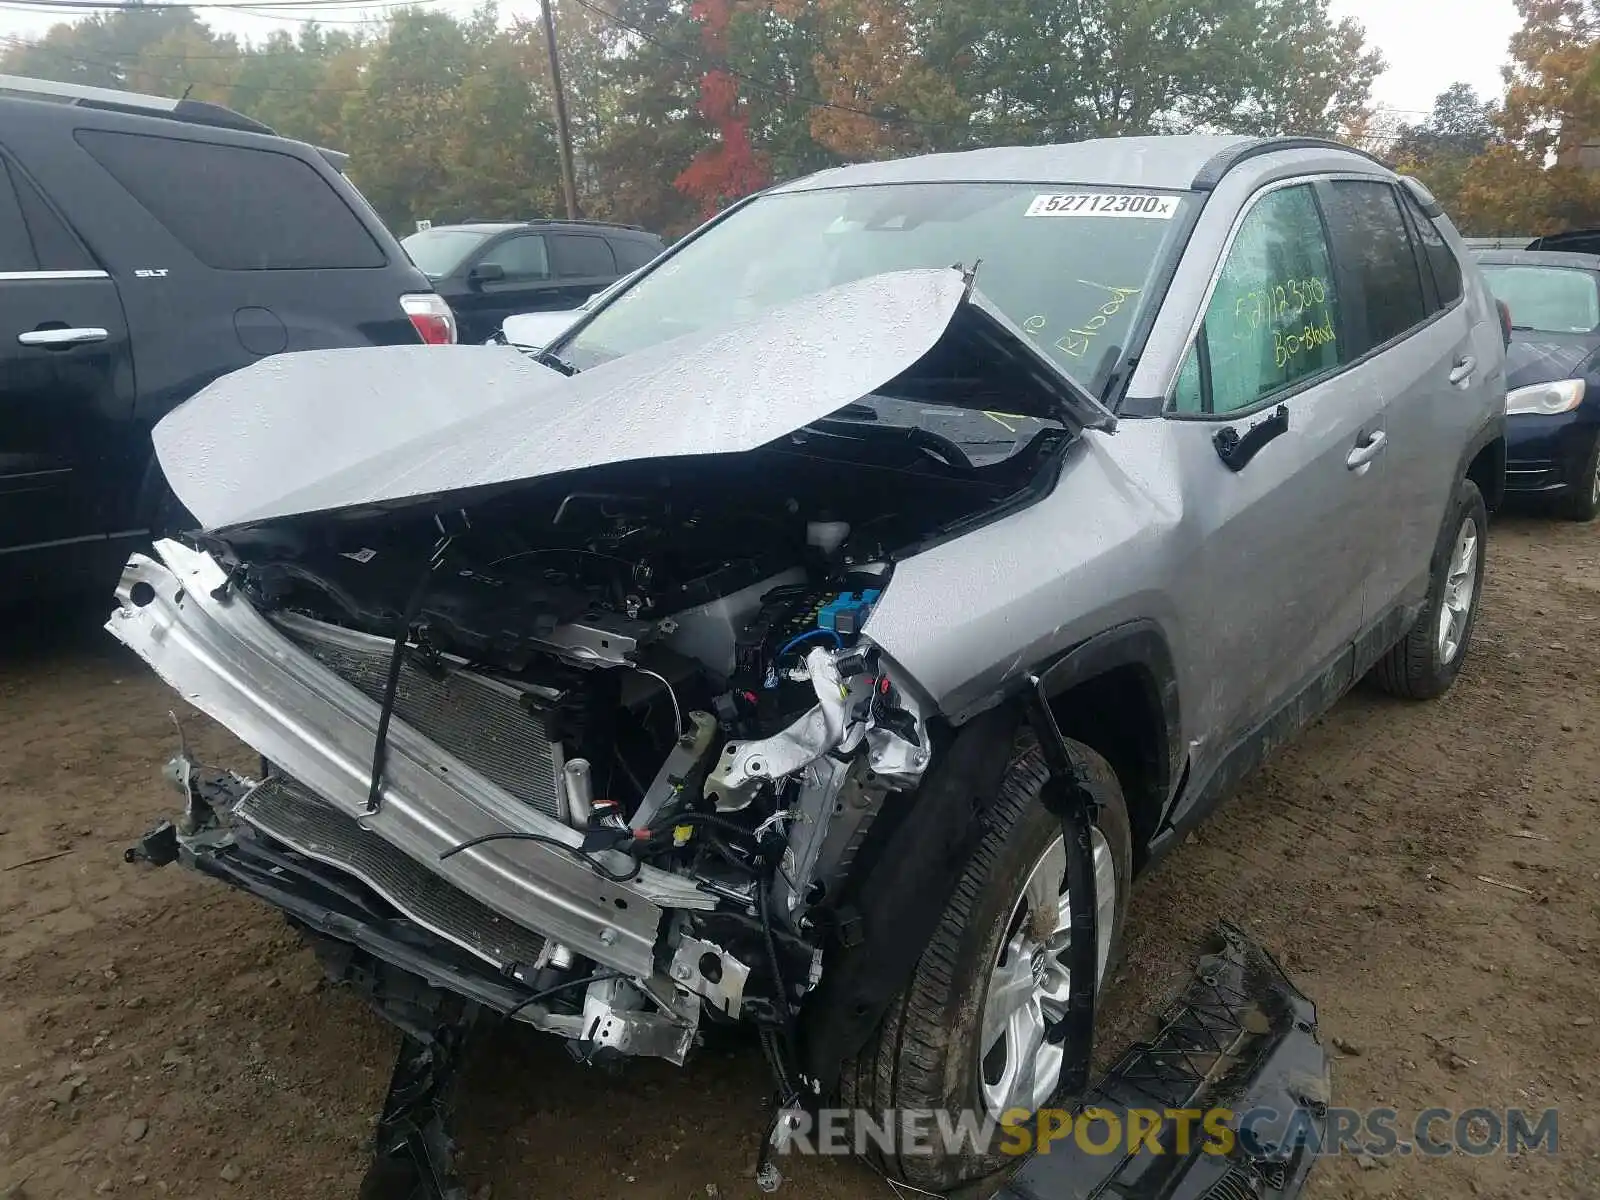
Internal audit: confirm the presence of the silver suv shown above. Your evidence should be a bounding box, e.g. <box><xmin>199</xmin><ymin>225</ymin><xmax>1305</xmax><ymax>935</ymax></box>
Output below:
<box><xmin>112</xmin><ymin>135</ymin><xmax>1505</xmax><ymax>1193</ymax></box>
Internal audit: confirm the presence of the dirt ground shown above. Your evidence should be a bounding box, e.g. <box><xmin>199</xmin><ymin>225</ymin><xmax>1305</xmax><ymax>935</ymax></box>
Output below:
<box><xmin>2</xmin><ymin>515</ymin><xmax>1598</xmax><ymax>1200</ymax></box>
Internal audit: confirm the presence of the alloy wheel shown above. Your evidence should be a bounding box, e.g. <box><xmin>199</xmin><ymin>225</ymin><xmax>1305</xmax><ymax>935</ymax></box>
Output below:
<box><xmin>977</xmin><ymin>828</ymin><xmax>1117</xmax><ymax>1120</ymax></box>
<box><xmin>1436</xmin><ymin>515</ymin><xmax>1480</xmax><ymax>666</ymax></box>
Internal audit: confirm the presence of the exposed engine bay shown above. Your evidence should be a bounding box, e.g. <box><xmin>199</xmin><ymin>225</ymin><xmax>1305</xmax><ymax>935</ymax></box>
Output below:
<box><xmin>107</xmin><ymin>267</ymin><xmax>1108</xmax><ymax>1194</ymax></box>
<box><xmin>139</xmin><ymin>427</ymin><xmax>1058</xmax><ymax>1085</ymax></box>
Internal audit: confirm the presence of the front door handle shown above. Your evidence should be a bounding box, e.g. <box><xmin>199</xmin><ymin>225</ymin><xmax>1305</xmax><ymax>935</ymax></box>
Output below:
<box><xmin>1346</xmin><ymin>429</ymin><xmax>1388</xmax><ymax>472</ymax></box>
<box><xmin>1449</xmin><ymin>355</ymin><xmax>1477</xmax><ymax>385</ymax></box>
<box><xmin>18</xmin><ymin>326</ymin><xmax>108</xmax><ymax>348</ymax></box>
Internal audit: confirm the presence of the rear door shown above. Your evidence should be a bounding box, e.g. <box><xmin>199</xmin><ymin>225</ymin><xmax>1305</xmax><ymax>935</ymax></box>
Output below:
<box><xmin>1167</xmin><ymin>180</ymin><xmax>1389</xmax><ymax>749</ymax></box>
<box><xmin>0</xmin><ymin>152</ymin><xmax>134</xmax><ymax>555</ymax></box>
<box><xmin>1316</xmin><ymin>179</ymin><xmax>1483</xmax><ymax>644</ymax></box>
<box><xmin>15</xmin><ymin>115</ymin><xmax>435</xmax><ymax>522</ymax></box>
<box><xmin>548</xmin><ymin>232</ymin><xmax>618</xmax><ymax>307</ymax></box>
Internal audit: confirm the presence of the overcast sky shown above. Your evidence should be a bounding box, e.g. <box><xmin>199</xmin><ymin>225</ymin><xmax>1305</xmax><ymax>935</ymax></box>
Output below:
<box><xmin>0</xmin><ymin>0</ymin><xmax>1523</xmax><ymax>120</ymax></box>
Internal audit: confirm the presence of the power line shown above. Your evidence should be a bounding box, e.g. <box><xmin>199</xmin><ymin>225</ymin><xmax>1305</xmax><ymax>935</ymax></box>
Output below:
<box><xmin>0</xmin><ymin>0</ymin><xmax>433</xmax><ymax>9</ymax></box>
<box><xmin>0</xmin><ymin>34</ymin><xmax>382</xmax><ymax>88</ymax></box>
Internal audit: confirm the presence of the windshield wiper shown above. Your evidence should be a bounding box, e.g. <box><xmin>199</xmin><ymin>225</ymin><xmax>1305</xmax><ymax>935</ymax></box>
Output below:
<box><xmin>805</xmin><ymin>413</ymin><xmax>976</xmax><ymax>470</ymax></box>
<box><xmin>537</xmin><ymin>349</ymin><xmax>581</xmax><ymax>376</ymax></box>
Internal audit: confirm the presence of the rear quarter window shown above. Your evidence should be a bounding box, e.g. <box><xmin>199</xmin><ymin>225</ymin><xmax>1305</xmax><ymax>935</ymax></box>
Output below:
<box><xmin>1400</xmin><ymin>192</ymin><xmax>1463</xmax><ymax>306</ymax></box>
<box><xmin>74</xmin><ymin>129</ymin><xmax>386</xmax><ymax>271</ymax></box>
<box><xmin>611</xmin><ymin>238</ymin><xmax>660</xmax><ymax>273</ymax></box>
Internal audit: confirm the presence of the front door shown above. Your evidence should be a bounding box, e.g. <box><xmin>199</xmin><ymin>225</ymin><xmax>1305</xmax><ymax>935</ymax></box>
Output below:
<box><xmin>0</xmin><ymin>153</ymin><xmax>134</xmax><ymax>557</ymax></box>
<box><xmin>1166</xmin><ymin>180</ymin><xmax>1390</xmax><ymax>761</ymax></box>
<box><xmin>453</xmin><ymin>232</ymin><xmax>564</xmax><ymax>343</ymax></box>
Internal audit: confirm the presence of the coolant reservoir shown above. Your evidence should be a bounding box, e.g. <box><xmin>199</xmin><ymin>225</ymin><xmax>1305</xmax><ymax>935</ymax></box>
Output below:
<box><xmin>806</xmin><ymin>519</ymin><xmax>850</xmax><ymax>557</ymax></box>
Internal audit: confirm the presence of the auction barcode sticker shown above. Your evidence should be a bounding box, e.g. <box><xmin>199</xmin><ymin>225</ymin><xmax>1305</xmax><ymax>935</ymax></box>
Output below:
<box><xmin>1025</xmin><ymin>193</ymin><xmax>1178</xmax><ymax>219</ymax></box>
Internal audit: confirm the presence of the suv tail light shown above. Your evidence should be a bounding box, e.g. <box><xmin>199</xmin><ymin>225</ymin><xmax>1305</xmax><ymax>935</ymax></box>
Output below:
<box><xmin>401</xmin><ymin>293</ymin><xmax>457</xmax><ymax>345</ymax></box>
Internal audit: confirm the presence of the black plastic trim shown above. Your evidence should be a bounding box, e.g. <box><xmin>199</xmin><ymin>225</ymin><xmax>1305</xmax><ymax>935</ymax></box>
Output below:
<box><xmin>995</xmin><ymin>923</ymin><xmax>1326</xmax><ymax>1200</ymax></box>
<box><xmin>1190</xmin><ymin>136</ymin><xmax>1388</xmax><ymax>191</ymax></box>
<box><xmin>1031</xmin><ymin>619</ymin><xmax>1183</xmax><ymax>808</ymax></box>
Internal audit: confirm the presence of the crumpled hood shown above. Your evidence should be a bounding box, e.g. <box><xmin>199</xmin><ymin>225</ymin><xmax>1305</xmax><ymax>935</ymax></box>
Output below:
<box><xmin>155</xmin><ymin>268</ymin><xmax>1101</xmax><ymax>533</ymax></box>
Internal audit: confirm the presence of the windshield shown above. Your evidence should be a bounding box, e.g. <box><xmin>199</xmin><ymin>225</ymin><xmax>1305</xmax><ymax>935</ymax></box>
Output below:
<box><xmin>559</xmin><ymin>182</ymin><xmax>1194</xmax><ymax>386</ymax></box>
<box><xmin>1481</xmin><ymin>264</ymin><xmax>1600</xmax><ymax>334</ymax></box>
<box><xmin>401</xmin><ymin>229</ymin><xmax>491</xmax><ymax>279</ymax></box>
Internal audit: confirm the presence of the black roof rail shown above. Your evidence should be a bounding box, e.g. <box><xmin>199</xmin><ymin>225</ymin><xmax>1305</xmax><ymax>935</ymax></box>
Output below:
<box><xmin>1525</xmin><ymin>228</ymin><xmax>1600</xmax><ymax>253</ymax></box>
<box><xmin>518</xmin><ymin>217</ymin><xmax>648</xmax><ymax>233</ymax></box>
<box><xmin>1190</xmin><ymin>136</ymin><xmax>1389</xmax><ymax>190</ymax></box>
<box><xmin>0</xmin><ymin>73</ymin><xmax>275</xmax><ymax>137</ymax></box>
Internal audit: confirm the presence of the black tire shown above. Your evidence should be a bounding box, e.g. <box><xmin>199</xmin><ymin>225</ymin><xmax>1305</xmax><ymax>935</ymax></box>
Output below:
<box><xmin>1557</xmin><ymin>432</ymin><xmax>1600</xmax><ymax>522</ymax></box>
<box><xmin>839</xmin><ymin>728</ymin><xmax>1133</xmax><ymax>1192</ymax></box>
<box><xmin>1370</xmin><ymin>478</ymin><xmax>1488</xmax><ymax>700</ymax></box>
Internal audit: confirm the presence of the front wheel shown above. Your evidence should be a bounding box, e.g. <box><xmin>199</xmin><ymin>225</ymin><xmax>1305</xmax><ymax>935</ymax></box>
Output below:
<box><xmin>840</xmin><ymin>729</ymin><xmax>1132</xmax><ymax>1192</ymax></box>
<box><xmin>1370</xmin><ymin>478</ymin><xmax>1487</xmax><ymax>700</ymax></box>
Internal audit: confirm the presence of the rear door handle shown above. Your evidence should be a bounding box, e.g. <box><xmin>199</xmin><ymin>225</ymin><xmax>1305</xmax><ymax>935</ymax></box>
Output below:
<box><xmin>1449</xmin><ymin>355</ymin><xmax>1477</xmax><ymax>385</ymax></box>
<box><xmin>1346</xmin><ymin>429</ymin><xmax>1387</xmax><ymax>472</ymax></box>
<box><xmin>18</xmin><ymin>327</ymin><xmax>108</xmax><ymax>347</ymax></box>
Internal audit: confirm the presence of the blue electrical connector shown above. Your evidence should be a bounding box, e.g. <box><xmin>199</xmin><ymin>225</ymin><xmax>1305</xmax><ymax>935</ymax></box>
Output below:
<box><xmin>816</xmin><ymin>590</ymin><xmax>881</xmax><ymax>639</ymax></box>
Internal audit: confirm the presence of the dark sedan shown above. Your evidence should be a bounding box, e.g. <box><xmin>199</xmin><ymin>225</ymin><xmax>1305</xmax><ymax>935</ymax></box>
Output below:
<box><xmin>1476</xmin><ymin>248</ymin><xmax>1600</xmax><ymax>521</ymax></box>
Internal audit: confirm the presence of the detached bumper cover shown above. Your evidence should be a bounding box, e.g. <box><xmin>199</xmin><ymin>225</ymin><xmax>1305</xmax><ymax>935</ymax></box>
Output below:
<box><xmin>996</xmin><ymin>923</ymin><xmax>1329</xmax><ymax>1200</ymax></box>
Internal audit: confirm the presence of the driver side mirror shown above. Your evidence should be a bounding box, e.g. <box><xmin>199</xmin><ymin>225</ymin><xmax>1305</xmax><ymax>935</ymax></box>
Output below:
<box><xmin>468</xmin><ymin>263</ymin><xmax>506</xmax><ymax>287</ymax></box>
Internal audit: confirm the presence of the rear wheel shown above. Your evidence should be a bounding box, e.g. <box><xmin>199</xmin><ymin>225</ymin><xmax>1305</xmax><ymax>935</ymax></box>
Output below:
<box><xmin>840</xmin><ymin>728</ymin><xmax>1132</xmax><ymax>1192</ymax></box>
<box><xmin>1557</xmin><ymin>431</ymin><xmax>1600</xmax><ymax>522</ymax></box>
<box><xmin>1371</xmin><ymin>478</ymin><xmax>1487</xmax><ymax>700</ymax></box>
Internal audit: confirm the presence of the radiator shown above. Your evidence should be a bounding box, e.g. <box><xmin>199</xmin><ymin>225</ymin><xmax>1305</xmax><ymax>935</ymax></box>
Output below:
<box><xmin>273</xmin><ymin>611</ymin><xmax>566</xmax><ymax>820</ymax></box>
<box><xmin>237</xmin><ymin>773</ymin><xmax>547</xmax><ymax>971</ymax></box>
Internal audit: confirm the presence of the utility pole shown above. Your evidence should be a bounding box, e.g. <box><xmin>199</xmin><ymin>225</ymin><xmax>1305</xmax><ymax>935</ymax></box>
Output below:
<box><xmin>540</xmin><ymin>0</ymin><xmax>580</xmax><ymax>220</ymax></box>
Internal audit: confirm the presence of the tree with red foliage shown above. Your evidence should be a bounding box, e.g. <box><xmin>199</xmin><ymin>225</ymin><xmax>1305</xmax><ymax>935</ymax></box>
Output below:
<box><xmin>675</xmin><ymin>0</ymin><xmax>771</xmax><ymax>217</ymax></box>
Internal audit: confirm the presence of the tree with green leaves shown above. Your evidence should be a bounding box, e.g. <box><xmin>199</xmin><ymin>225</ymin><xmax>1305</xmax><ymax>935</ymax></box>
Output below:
<box><xmin>0</xmin><ymin>0</ymin><xmax>1389</xmax><ymax>237</ymax></box>
<box><xmin>913</xmin><ymin>0</ymin><xmax>1381</xmax><ymax>145</ymax></box>
<box><xmin>1387</xmin><ymin>84</ymin><xmax>1500</xmax><ymax>222</ymax></box>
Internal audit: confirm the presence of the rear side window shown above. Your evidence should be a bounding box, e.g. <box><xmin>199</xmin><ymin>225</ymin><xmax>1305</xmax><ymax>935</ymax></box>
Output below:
<box><xmin>551</xmin><ymin>233</ymin><xmax>616</xmax><ymax>278</ymax></box>
<box><xmin>0</xmin><ymin>158</ymin><xmax>94</xmax><ymax>272</ymax></box>
<box><xmin>0</xmin><ymin>160</ymin><xmax>33</xmax><ymax>271</ymax></box>
<box><xmin>1400</xmin><ymin>191</ymin><xmax>1462</xmax><ymax>307</ymax></box>
<box><xmin>1320</xmin><ymin>181</ymin><xmax>1429</xmax><ymax>352</ymax></box>
<box><xmin>611</xmin><ymin>238</ymin><xmax>659</xmax><ymax>273</ymax></box>
<box><xmin>478</xmin><ymin>233</ymin><xmax>550</xmax><ymax>281</ymax></box>
<box><xmin>75</xmin><ymin>129</ymin><xmax>385</xmax><ymax>270</ymax></box>
<box><xmin>1172</xmin><ymin>184</ymin><xmax>1345</xmax><ymax>415</ymax></box>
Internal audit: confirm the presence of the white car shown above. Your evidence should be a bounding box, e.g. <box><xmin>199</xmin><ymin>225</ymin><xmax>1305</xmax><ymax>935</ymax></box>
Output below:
<box><xmin>491</xmin><ymin>269</ymin><xmax>641</xmax><ymax>351</ymax></box>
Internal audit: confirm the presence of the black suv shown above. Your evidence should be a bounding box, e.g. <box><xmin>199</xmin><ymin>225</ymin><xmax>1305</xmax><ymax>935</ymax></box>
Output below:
<box><xmin>400</xmin><ymin>220</ymin><xmax>666</xmax><ymax>343</ymax></box>
<box><xmin>0</xmin><ymin>74</ymin><xmax>453</xmax><ymax>603</ymax></box>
